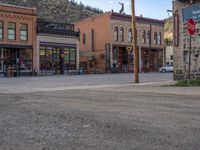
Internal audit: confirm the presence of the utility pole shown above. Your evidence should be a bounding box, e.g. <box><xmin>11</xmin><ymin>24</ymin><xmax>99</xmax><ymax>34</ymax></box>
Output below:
<box><xmin>131</xmin><ymin>0</ymin><xmax>139</xmax><ymax>83</ymax></box>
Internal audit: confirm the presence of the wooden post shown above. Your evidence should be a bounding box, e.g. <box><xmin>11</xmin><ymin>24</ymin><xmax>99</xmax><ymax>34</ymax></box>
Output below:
<box><xmin>131</xmin><ymin>0</ymin><xmax>139</xmax><ymax>83</ymax></box>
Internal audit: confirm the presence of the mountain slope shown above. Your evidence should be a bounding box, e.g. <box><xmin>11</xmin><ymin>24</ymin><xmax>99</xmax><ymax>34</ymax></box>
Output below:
<box><xmin>0</xmin><ymin>0</ymin><xmax>102</xmax><ymax>23</ymax></box>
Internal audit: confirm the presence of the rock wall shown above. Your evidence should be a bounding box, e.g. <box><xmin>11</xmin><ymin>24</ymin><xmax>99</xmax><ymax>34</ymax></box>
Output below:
<box><xmin>173</xmin><ymin>0</ymin><xmax>200</xmax><ymax>80</ymax></box>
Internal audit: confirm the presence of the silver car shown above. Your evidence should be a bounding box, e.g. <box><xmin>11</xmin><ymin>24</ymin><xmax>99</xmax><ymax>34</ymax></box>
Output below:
<box><xmin>159</xmin><ymin>65</ymin><xmax>173</xmax><ymax>73</ymax></box>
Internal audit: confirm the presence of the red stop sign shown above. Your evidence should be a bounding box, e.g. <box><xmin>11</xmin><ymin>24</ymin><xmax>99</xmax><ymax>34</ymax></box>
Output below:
<box><xmin>187</xmin><ymin>18</ymin><xmax>196</xmax><ymax>35</ymax></box>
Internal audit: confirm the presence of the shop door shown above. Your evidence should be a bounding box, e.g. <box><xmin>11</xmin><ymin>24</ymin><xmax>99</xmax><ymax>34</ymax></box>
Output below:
<box><xmin>52</xmin><ymin>49</ymin><xmax>64</xmax><ymax>74</ymax></box>
<box><xmin>3</xmin><ymin>48</ymin><xmax>20</xmax><ymax>77</ymax></box>
<box><xmin>52</xmin><ymin>49</ymin><xmax>60</xmax><ymax>74</ymax></box>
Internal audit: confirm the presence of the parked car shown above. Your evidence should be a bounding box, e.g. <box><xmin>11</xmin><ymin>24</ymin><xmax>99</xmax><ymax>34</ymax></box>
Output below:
<box><xmin>159</xmin><ymin>65</ymin><xmax>173</xmax><ymax>73</ymax></box>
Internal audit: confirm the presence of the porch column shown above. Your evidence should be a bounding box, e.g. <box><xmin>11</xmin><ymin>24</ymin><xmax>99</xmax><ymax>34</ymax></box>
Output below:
<box><xmin>1</xmin><ymin>48</ymin><xmax>3</xmax><ymax>70</ymax></box>
<box><xmin>110</xmin><ymin>43</ymin><xmax>113</xmax><ymax>69</ymax></box>
<box><xmin>139</xmin><ymin>46</ymin><xmax>142</xmax><ymax>72</ymax></box>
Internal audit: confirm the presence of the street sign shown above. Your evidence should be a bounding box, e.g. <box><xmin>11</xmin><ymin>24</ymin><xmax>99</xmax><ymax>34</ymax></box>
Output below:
<box><xmin>187</xmin><ymin>18</ymin><xmax>196</xmax><ymax>35</ymax></box>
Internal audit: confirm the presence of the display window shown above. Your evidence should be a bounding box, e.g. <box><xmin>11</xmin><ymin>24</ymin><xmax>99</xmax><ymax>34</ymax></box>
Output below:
<box><xmin>39</xmin><ymin>45</ymin><xmax>77</xmax><ymax>75</ymax></box>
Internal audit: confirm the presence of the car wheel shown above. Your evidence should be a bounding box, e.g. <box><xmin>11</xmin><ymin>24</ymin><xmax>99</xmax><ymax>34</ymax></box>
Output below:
<box><xmin>162</xmin><ymin>69</ymin><xmax>166</xmax><ymax>73</ymax></box>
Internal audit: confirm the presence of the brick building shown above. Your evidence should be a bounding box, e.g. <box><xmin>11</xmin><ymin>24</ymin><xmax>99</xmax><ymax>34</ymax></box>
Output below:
<box><xmin>36</xmin><ymin>19</ymin><xmax>80</xmax><ymax>76</ymax></box>
<box><xmin>173</xmin><ymin>0</ymin><xmax>200</xmax><ymax>80</ymax></box>
<box><xmin>0</xmin><ymin>3</ymin><xmax>37</xmax><ymax>77</ymax></box>
<box><xmin>75</xmin><ymin>11</ymin><xmax>164</xmax><ymax>73</ymax></box>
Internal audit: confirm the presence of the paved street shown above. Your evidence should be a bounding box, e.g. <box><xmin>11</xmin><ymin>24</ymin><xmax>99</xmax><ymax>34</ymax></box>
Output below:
<box><xmin>0</xmin><ymin>73</ymin><xmax>200</xmax><ymax>150</ymax></box>
<box><xmin>0</xmin><ymin>73</ymin><xmax>172</xmax><ymax>93</ymax></box>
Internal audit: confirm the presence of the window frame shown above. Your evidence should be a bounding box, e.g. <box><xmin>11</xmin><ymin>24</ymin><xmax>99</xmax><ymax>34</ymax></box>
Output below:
<box><xmin>154</xmin><ymin>31</ymin><xmax>158</xmax><ymax>45</ymax></box>
<box><xmin>114</xmin><ymin>26</ymin><xmax>119</xmax><ymax>41</ymax></box>
<box><xmin>119</xmin><ymin>27</ymin><xmax>124</xmax><ymax>42</ymax></box>
<box><xmin>0</xmin><ymin>21</ymin><xmax>3</xmax><ymax>40</ymax></box>
<box><xmin>8</xmin><ymin>22</ymin><xmax>16</xmax><ymax>40</ymax></box>
<box><xmin>128</xmin><ymin>28</ymin><xmax>132</xmax><ymax>43</ymax></box>
<box><xmin>20</xmin><ymin>23</ymin><xmax>28</xmax><ymax>41</ymax></box>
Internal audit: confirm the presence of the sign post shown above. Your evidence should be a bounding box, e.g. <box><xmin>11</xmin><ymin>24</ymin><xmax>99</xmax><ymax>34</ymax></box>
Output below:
<box><xmin>187</xmin><ymin>18</ymin><xmax>196</xmax><ymax>83</ymax></box>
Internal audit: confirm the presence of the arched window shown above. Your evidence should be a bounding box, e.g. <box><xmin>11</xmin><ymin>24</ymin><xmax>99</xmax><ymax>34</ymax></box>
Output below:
<box><xmin>114</xmin><ymin>26</ymin><xmax>118</xmax><ymax>41</ymax></box>
<box><xmin>158</xmin><ymin>32</ymin><xmax>161</xmax><ymax>45</ymax></box>
<box><xmin>147</xmin><ymin>30</ymin><xmax>150</xmax><ymax>44</ymax></box>
<box><xmin>142</xmin><ymin>30</ymin><xmax>146</xmax><ymax>44</ymax></box>
<box><xmin>128</xmin><ymin>28</ymin><xmax>132</xmax><ymax>43</ymax></box>
<box><xmin>154</xmin><ymin>31</ymin><xmax>158</xmax><ymax>45</ymax></box>
<box><xmin>119</xmin><ymin>27</ymin><xmax>124</xmax><ymax>42</ymax></box>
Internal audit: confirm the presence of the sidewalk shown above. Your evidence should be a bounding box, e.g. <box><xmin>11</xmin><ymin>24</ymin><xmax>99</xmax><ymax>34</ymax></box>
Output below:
<box><xmin>97</xmin><ymin>80</ymin><xmax>200</xmax><ymax>97</ymax></box>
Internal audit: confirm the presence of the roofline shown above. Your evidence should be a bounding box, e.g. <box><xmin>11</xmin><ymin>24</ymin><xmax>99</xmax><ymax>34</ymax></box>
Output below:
<box><xmin>74</xmin><ymin>11</ymin><xmax>164</xmax><ymax>25</ymax></box>
<box><xmin>73</xmin><ymin>12</ymin><xmax>110</xmax><ymax>24</ymax></box>
<box><xmin>110</xmin><ymin>12</ymin><xmax>165</xmax><ymax>24</ymax></box>
<box><xmin>0</xmin><ymin>3</ymin><xmax>36</xmax><ymax>11</ymax></box>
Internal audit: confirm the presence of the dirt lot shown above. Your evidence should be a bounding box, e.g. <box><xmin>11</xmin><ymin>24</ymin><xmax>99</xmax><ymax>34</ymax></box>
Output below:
<box><xmin>0</xmin><ymin>85</ymin><xmax>200</xmax><ymax>150</ymax></box>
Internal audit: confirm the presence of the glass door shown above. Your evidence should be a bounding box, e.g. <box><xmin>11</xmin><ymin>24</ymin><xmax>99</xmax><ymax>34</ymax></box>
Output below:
<box><xmin>52</xmin><ymin>48</ymin><xmax>60</xmax><ymax>74</ymax></box>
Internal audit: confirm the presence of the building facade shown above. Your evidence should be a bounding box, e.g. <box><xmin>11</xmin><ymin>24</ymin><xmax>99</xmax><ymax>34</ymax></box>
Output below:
<box><xmin>75</xmin><ymin>12</ymin><xmax>164</xmax><ymax>73</ymax></box>
<box><xmin>37</xmin><ymin>20</ymin><xmax>80</xmax><ymax>76</ymax></box>
<box><xmin>173</xmin><ymin>0</ymin><xmax>200</xmax><ymax>80</ymax></box>
<box><xmin>0</xmin><ymin>3</ymin><xmax>37</xmax><ymax>77</ymax></box>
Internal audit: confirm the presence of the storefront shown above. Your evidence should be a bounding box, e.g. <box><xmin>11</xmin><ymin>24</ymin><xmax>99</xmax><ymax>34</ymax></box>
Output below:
<box><xmin>0</xmin><ymin>46</ymin><xmax>33</xmax><ymax>77</ymax></box>
<box><xmin>112</xmin><ymin>45</ymin><xmax>134</xmax><ymax>72</ymax></box>
<box><xmin>39</xmin><ymin>42</ymin><xmax>77</xmax><ymax>76</ymax></box>
<box><xmin>141</xmin><ymin>48</ymin><xmax>163</xmax><ymax>72</ymax></box>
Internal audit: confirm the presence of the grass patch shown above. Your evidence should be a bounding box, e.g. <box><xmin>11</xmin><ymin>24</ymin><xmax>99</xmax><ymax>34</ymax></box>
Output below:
<box><xmin>174</xmin><ymin>80</ymin><xmax>200</xmax><ymax>87</ymax></box>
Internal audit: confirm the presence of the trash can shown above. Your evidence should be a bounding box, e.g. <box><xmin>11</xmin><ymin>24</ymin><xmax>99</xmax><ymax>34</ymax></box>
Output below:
<box><xmin>79</xmin><ymin>68</ymin><xmax>84</xmax><ymax>75</ymax></box>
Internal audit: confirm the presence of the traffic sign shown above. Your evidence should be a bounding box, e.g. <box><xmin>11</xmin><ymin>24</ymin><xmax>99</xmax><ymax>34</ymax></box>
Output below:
<box><xmin>187</xmin><ymin>18</ymin><xmax>196</xmax><ymax>35</ymax></box>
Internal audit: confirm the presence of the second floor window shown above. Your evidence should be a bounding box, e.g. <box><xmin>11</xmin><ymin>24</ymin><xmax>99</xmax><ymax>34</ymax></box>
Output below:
<box><xmin>83</xmin><ymin>33</ymin><xmax>86</xmax><ymax>44</ymax></box>
<box><xmin>142</xmin><ymin>30</ymin><xmax>146</xmax><ymax>44</ymax></box>
<box><xmin>158</xmin><ymin>32</ymin><xmax>161</xmax><ymax>45</ymax></box>
<box><xmin>20</xmin><ymin>24</ymin><xmax>28</xmax><ymax>41</ymax></box>
<box><xmin>154</xmin><ymin>31</ymin><xmax>158</xmax><ymax>45</ymax></box>
<box><xmin>128</xmin><ymin>28</ymin><xmax>132</xmax><ymax>43</ymax></box>
<box><xmin>114</xmin><ymin>26</ymin><xmax>118</xmax><ymax>41</ymax></box>
<box><xmin>119</xmin><ymin>27</ymin><xmax>124</xmax><ymax>42</ymax></box>
<box><xmin>147</xmin><ymin>30</ymin><xmax>150</xmax><ymax>44</ymax></box>
<box><xmin>8</xmin><ymin>22</ymin><xmax>16</xmax><ymax>40</ymax></box>
<box><xmin>0</xmin><ymin>21</ymin><xmax>3</xmax><ymax>40</ymax></box>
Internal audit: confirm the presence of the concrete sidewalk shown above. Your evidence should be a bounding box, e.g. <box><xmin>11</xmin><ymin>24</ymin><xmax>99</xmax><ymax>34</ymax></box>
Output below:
<box><xmin>96</xmin><ymin>81</ymin><xmax>200</xmax><ymax>97</ymax></box>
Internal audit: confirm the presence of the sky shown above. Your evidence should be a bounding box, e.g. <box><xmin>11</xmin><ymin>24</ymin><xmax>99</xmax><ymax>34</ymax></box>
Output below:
<box><xmin>76</xmin><ymin>0</ymin><xmax>172</xmax><ymax>20</ymax></box>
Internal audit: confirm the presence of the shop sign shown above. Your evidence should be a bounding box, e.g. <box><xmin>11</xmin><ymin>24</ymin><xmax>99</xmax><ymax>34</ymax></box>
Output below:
<box><xmin>174</xmin><ymin>13</ymin><xmax>179</xmax><ymax>47</ymax></box>
<box><xmin>182</xmin><ymin>4</ymin><xmax>200</xmax><ymax>23</ymax></box>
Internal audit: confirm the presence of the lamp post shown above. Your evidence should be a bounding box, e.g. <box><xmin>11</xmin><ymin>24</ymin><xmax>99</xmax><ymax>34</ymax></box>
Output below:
<box><xmin>131</xmin><ymin>0</ymin><xmax>139</xmax><ymax>83</ymax></box>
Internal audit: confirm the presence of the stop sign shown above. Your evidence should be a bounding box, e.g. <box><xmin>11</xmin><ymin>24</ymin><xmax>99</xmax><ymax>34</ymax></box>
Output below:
<box><xmin>187</xmin><ymin>18</ymin><xmax>196</xmax><ymax>35</ymax></box>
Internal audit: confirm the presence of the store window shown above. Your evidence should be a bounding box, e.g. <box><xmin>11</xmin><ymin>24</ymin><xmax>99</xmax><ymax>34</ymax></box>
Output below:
<box><xmin>114</xmin><ymin>26</ymin><xmax>118</xmax><ymax>41</ymax></box>
<box><xmin>39</xmin><ymin>46</ymin><xmax>77</xmax><ymax>74</ymax></box>
<box><xmin>20</xmin><ymin>24</ymin><xmax>28</xmax><ymax>41</ymax></box>
<box><xmin>0</xmin><ymin>21</ymin><xmax>3</xmax><ymax>39</ymax></box>
<box><xmin>119</xmin><ymin>27</ymin><xmax>124</xmax><ymax>42</ymax></box>
<box><xmin>128</xmin><ymin>28</ymin><xmax>132</xmax><ymax>43</ymax></box>
<box><xmin>70</xmin><ymin>48</ymin><xmax>76</xmax><ymax>69</ymax></box>
<box><xmin>8</xmin><ymin>22</ymin><xmax>16</xmax><ymax>40</ymax></box>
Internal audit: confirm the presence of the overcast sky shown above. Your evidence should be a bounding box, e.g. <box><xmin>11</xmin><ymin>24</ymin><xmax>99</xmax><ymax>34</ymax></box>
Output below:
<box><xmin>76</xmin><ymin>0</ymin><xmax>172</xmax><ymax>20</ymax></box>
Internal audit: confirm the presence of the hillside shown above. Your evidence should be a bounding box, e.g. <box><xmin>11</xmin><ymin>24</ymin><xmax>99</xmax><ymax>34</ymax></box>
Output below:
<box><xmin>0</xmin><ymin>0</ymin><xmax>103</xmax><ymax>23</ymax></box>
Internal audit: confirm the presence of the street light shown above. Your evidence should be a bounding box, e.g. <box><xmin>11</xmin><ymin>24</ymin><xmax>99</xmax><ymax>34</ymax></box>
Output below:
<box><xmin>131</xmin><ymin>0</ymin><xmax>139</xmax><ymax>83</ymax></box>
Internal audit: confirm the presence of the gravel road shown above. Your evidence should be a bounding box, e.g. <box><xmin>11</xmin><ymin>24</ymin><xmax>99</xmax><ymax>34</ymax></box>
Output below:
<box><xmin>0</xmin><ymin>86</ymin><xmax>200</xmax><ymax>150</ymax></box>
